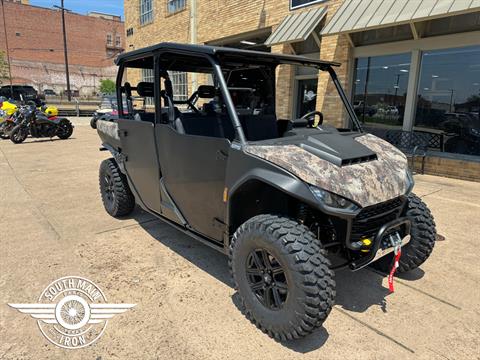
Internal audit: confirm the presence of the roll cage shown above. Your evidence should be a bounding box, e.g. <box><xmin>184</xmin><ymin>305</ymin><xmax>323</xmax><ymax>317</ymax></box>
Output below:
<box><xmin>114</xmin><ymin>42</ymin><xmax>363</xmax><ymax>144</ymax></box>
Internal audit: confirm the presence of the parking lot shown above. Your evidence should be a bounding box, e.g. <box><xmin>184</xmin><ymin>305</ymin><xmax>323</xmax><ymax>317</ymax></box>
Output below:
<box><xmin>0</xmin><ymin>118</ymin><xmax>479</xmax><ymax>359</ymax></box>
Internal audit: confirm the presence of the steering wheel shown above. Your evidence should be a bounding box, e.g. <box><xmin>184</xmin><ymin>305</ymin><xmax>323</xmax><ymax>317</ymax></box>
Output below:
<box><xmin>300</xmin><ymin>110</ymin><xmax>324</xmax><ymax>126</ymax></box>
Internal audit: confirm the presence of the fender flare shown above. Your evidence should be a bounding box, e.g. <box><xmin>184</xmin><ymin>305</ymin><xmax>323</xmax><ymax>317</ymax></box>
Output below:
<box><xmin>101</xmin><ymin>143</ymin><xmax>127</xmax><ymax>174</ymax></box>
<box><xmin>226</xmin><ymin>167</ymin><xmax>319</xmax><ymax>229</ymax></box>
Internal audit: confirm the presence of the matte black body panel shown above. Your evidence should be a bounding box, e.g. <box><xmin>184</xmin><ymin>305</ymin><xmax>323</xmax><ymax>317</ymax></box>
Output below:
<box><xmin>155</xmin><ymin>124</ymin><xmax>229</xmax><ymax>242</ymax></box>
<box><xmin>226</xmin><ymin>147</ymin><xmax>318</xmax><ymax>220</ymax></box>
<box><xmin>117</xmin><ymin>119</ymin><xmax>162</xmax><ymax>213</ymax></box>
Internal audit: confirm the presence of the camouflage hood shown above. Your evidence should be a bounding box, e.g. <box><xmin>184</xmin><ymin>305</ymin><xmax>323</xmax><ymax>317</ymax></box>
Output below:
<box><xmin>245</xmin><ymin>133</ymin><xmax>409</xmax><ymax>208</ymax></box>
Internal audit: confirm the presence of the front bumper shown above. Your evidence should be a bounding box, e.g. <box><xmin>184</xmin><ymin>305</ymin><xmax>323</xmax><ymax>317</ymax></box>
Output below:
<box><xmin>349</xmin><ymin>217</ymin><xmax>411</xmax><ymax>271</ymax></box>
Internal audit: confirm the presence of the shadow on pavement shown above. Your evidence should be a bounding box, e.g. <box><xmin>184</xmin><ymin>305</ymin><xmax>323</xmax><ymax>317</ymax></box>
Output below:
<box><xmin>134</xmin><ymin>211</ymin><xmax>232</xmax><ymax>287</ymax></box>
<box><xmin>335</xmin><ymin>269</ymin><xmax>390</xmax><ymax>313</ymax></box>
<box><xmin>133</xmin><ymin>211</ymin><xmax>415</xmax><ymax>353</ymax></box>
<box><xmin>8</xmin><ymin>137</ymin><xmax>77</xmax><ymax>144</ymax></box>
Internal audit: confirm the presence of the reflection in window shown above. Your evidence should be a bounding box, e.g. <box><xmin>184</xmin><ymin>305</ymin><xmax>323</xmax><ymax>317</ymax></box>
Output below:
<box><xmin>352</xmin><ymin>53</ymin><xmax>411</xmax><ymax>136</ymax></box>
<box><xmin>290</xmin><ymin>0</ymin><xmax>324</xmax><ymax>10</ymax></box>
<box><xmin>167</xmin><ymin>0</ymin><xmax>186</xmax><ymax>14</ymax></box>
<box><xmin>140</xmin><ymin>0</ymin><xmax>153</xmax><ymax>25</ymax></box>
<box><xmin>415</xmin><ymin>45</ymin><xmax>480</xmax><ymax>157</ymax></box>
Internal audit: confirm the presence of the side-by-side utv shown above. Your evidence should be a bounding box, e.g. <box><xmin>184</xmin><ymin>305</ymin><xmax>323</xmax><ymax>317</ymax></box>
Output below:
<box><xmin>96</xmin><ymin>43</ymin><xmax>436</xmax><ymax>341</ymax></box>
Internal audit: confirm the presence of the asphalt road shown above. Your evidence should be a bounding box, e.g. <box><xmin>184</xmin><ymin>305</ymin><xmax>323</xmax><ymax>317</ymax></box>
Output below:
<box><xmin>0</xmin><ymin>118</ymin><xmax>479</xmax><ymax>359</ymax></box>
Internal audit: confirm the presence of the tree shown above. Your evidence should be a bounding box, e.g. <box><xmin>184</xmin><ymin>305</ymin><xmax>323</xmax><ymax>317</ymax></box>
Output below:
<box><xmin>0</xmin><ymin>51</ymin><xmax>9</xmax><ymax>86</ymax></box>
<box><xmin>467</xmin><ymin>94</ymin><xmax>480</xmax><ymax>103</ymax></box>
<box><xmin>99</xmin><ymin>79</ymin><xmax>116</xmax><ymax>94</ymax></box>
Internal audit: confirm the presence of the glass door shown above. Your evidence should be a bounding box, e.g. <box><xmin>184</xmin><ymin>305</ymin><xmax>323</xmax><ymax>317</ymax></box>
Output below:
<box><xmin>296</xmin><ymin>78</ymin><xmax>318</xmax><ymax>118</ymax></box>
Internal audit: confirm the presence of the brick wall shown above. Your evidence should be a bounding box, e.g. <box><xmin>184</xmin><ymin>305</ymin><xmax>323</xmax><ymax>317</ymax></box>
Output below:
<box><xmin>124</xmin><ymin>0</ymin><xmax>348</xmax><ymax>123</ymax></box>
<box><xmin>413</xmin><ymin>156</ymin><xmax>480</xmax><ymax>182</ymax></box>
<box><xmin>0</xmin><ymin>1</ymin><xmax>125</xmax><ymax>94</ymax></box>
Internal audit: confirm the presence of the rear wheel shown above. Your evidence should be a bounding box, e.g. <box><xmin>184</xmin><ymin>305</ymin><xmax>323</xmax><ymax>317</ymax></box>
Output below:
<box><xmin>229</xmin><ymin>214</ymin><xmax>335</xmax><ymax>340</ymax></box>
<box><xmin>57</xmin><ymin>119</ymin><xmax>73</xmax><ymax>139</ymax></box>
<box><xmin>99</xmin><ymin>158</ymin><xmax>135</xmax><ymax>217</ymax></box>
<box><xmin>10</xmin><ymin>125</ymin><xmax>28</xmax><ymax>144</ymax></box>
<box><xmin>372</xmin><ymin>193</ymin><xmax>436</xmax><ymax>273</ymax></box>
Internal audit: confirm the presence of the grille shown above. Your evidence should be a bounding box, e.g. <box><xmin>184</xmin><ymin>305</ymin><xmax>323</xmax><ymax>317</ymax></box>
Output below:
<box><xmin>351</xmin><ymin>197</ymin><xmax>404</xmax><ymax>242</ymax></box>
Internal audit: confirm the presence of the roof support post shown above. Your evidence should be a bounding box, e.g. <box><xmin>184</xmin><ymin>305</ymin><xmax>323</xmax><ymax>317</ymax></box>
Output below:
<box><xmin>344</xmin><ymin>33</ymin><xmax>354</xmax><ymax>47</ymax></box>
<box><xmin>403</xmin><ymin>49</ymin><xmax>421</xmax><ymax>132</ymax></box>
<box><xmin>287</xmin><ymin>42</ymin><xmax>296</xmax><ymax>54</ymax></box>
<box><xmin>211</xmin><ymin>59</ymin><xmax>247</xmax><ymax>144</ymax></box>
<box><xmin>410</xmin><ymin>22</ymin><xmax>419</xmax><ymax>40</ymax></box>
<box><xmin>311</xmin><ymin>31</ymin><xmax>322</xmax><ymax>48</ymax></box>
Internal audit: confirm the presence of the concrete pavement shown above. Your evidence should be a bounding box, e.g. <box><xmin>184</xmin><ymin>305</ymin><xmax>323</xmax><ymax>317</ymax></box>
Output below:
<box><xmin>0</xmin><ymin>118</ymin><xmax>479</xmax><ymax>359</ymax></box>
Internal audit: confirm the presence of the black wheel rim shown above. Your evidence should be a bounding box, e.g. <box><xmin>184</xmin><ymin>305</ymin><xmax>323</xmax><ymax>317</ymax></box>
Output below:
<box><xmin>59</xmin><ymin>123</ymin><xmax>71</xmax><ymax>137</ymax></box>
<box><xmin>103</xmin><ymin>174</ymin><xmax>115</xmax><ymax>205</ymax></box>
<box><xmin>13</xmin><ymin>129</ymin><xmax>26</xmax><ymax>142</ymax></box>
<box><xmin>246</xmin><ymin>248</ymin><xmax>288</xmax><ymax>310</ymax></box>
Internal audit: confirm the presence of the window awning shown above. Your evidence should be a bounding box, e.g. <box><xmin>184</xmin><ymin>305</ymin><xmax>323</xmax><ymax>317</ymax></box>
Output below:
<box><xmin>265</xmin><ymin>7</ymin><xmax>327</xmax><ymax>46</ymax></box>
<box><xmin>321</xmin><ymin>0</ymin><xmax>480</xmax><ymax>36</ymax></box>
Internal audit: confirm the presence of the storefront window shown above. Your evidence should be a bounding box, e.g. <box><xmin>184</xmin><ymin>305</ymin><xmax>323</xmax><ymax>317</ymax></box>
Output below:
<box><xmin>415</xmin><ymin>45</ymin><xmax>480</xmax><ymax>157</ymax></box>
<box><xmin>352</xmin><ymin>53</ymin><xmax>411</xmax><ymax>137</ymax></box>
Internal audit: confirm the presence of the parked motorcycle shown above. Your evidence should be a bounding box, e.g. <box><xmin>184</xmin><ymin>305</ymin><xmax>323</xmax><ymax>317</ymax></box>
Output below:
<box><xmin>9</xmin><ymin>103</ymin><xmax>74</xmax><ymax>144</ymax></box>
<box><xmin>0</xmin><ymin>97</ymin><xmax>19</xmax><ymax>139</ymax></box>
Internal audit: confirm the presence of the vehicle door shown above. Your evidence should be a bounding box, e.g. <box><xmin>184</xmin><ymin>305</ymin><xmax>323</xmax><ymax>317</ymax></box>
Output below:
<box><xmin>154</xmin><ymin>54</ymin><xmax>230</xmax><ymax>242</ymax></box>
<box><xmin>116</xmin><ymin>59</ymin><xmax>162</xmax><ymax>214</ymax></box>
<box><xmin>156</xmin><ymin>124</ymin><xmax>230</xmax><ymax>242</ymax></box>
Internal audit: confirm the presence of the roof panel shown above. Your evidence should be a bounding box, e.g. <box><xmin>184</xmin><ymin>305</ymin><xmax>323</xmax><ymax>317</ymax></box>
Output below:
<box><xmin>380</xmin><ymin>0</ymin><xmax>409</xmax><ymax>24</ymax></box>
<box><xmin>342</xmin><ymin>0</ymin><xmax>373</xmax><ymax>30</ymax></box>
<box><xmin>414</xmin><ymin>0</ymin><xmax>439</xmax><ymax>19</ymax></box>
<box><xmin>324</xmin><ymin>0</ymin><xmax>360</xmax><ymax>34</ymax></box>
<box><xmin>395</xmin><ymin>0</ymin><xmax>423</xmax><ymax>22</ymax></box>
<box><xmin>430</xmin><ymin>0</ymin><xmax>455</xmax><ymax>16</ymax></box>
<box><xmin>449</xmin><ymin>0</ymin><xmax>475</xmax><ymax>12</ymax></box>
<box><xmin>322</xmin><ymin>0</ymin><xmax>480</xmax><ymax>35</ymax></box>
<box><xmin>288</xmin><ymin>11</ymin><xmax>316</xmax><ymax>41</ymax></box>
<box><xmin>366</xmin><ymin>0</ymin><xmax>396</xmax><ymax>27</ymax></box>
<box><xmin>116</xmin><ymin>42</ymin><xmax>340</xmax><ymax>68</ymax></box>
<box><xmin>353</xmin><ymin>0</ymin><xmax>385</xmax><ymax>30</ymax></box>
<box><xmin>265</xmin><ymin>7</ymin><xmax>327</xmax><ymax>46</ymax></box>
<box><xmin>321</xmin><ymin>1</ymin><xmax>350</xmax><ymax>34</ymax></box>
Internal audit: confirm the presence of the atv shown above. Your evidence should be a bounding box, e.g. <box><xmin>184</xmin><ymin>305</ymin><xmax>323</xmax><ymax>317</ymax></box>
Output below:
<box><xmin>96</xmin><ymin>43</ymin><xmax>436</xmax><ymax>340</ymax></box>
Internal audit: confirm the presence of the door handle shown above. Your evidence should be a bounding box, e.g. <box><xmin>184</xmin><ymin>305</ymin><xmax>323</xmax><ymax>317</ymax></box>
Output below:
<box><xmin>216</xmin><ymin>149</ymin><xmax>228</xmax><ymax>161</ymax></box>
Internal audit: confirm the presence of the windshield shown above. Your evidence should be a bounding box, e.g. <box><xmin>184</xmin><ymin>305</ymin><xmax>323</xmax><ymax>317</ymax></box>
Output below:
<box><xmin>222</xmin><ymin>62</ymin><xmax>361</xmax><ymax>138</ymax></box>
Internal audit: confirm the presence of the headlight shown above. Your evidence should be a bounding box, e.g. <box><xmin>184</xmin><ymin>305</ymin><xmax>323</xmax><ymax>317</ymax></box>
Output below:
<box><xmin>310</xmin><ymin>186</ymin><xmax>359</xmax><ymax>211</ymax></box>
<box><xmin>406</xmin><ymin>170</ymin><xmax>415</xmax><ymax>194</ymax></box>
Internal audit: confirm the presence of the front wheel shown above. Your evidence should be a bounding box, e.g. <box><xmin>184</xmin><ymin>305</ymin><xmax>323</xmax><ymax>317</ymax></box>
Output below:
<box><xmin>90</xmin><ymin>117</ymin><xmax>98</xmax><ymax>129</ymax></box>
<box><xmin>372</xmin><ymin>193</ymin><xmax>436</xmax><ymax>273</ymax></box>
<box><xmin>229</xmin><ymin>214</ymin><xmax>335</xmax><ymax>340</ymax></box>
<box><xmin>99</xmin><ymin>158</ymin><xmax>135</xmax><ymax>217</ymax></box>
<box><xmin>57</xmin><ymin>119</ymin><xmax>73</xmax><ymax>139</ymax></box>
<box><xmin>10</xmin><ymin>125</ymin><xmax>28</xmax><ymax>144</ymax></box>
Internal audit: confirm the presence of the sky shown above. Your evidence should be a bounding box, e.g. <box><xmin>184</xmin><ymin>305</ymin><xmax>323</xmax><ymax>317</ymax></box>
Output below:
<box><xmin>29</xmin><ymin>0</ymin><xmax>124</xmax><ymax>18</ymax></box>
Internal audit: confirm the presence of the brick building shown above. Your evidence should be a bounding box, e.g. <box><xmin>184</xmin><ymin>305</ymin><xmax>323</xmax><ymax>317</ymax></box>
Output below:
<box><xmin>124</xmin><ymin>0</ymin><xmax>480</xmax><ymax>181</ymax></box>
<box><xmin>0</xmin><ymin>1</ymin><xmax>125</xmax><ymax>96</ymax></box>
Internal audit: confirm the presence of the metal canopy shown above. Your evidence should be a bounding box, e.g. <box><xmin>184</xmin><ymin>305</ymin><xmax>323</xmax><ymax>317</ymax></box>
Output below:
<box><xmin>322</xmin><ymin>0</ymin><xmax>480</xmax><ymax>36</ymax></box>
<box><xmin>265</xmin><ymin>7</ymin><xmax>327</xmax><ymax>46</ymax></box>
